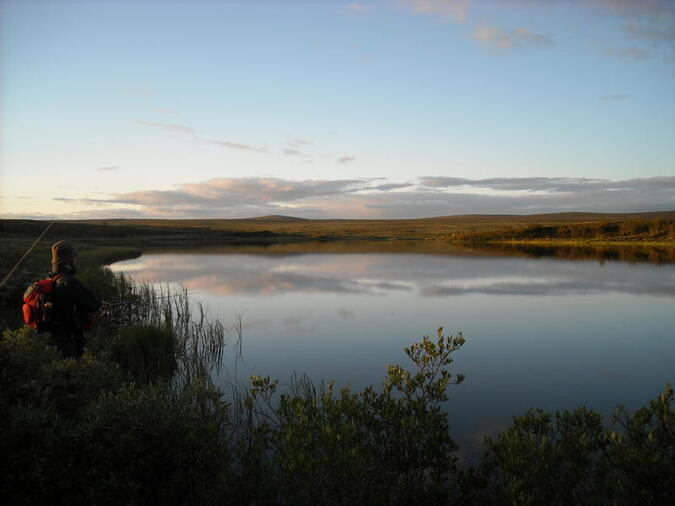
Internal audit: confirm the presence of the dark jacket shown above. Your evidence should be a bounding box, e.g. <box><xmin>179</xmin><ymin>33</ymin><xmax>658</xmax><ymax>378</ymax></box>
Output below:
<box><xmin>50</xmin><ymin>265</ymin><xmax>101</xmax><ymax>336</ymax></box>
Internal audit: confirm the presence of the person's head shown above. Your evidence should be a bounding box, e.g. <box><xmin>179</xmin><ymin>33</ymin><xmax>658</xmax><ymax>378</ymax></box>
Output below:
<box><xmin>51</xmin><ymin>240</ymin><xmax>78</xmax><ymax>273</ymax></box>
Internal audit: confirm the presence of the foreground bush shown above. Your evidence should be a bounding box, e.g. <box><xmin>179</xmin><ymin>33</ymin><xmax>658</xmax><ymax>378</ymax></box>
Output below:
<box><xmin>0</xmin><ymin>328</ymin><xmax>230</xmax><ymax>506</ymax></box>
<box><xmin>1</xmin><ymin>322</ymin><xmax>672</xmax><ymax>504</ymax></box>
<box><xmin>111</xmin><ymin>324</ymin><xmax>176</xmax><ymax>383</ymax></box>
<box><xmin>229</xmin><ymin>333</ymin><xmax>466</xmax><ymax>505</ymax></box>
<box><xmin>474</xmin><ymin>386</ymin><xmax>674</xmax><ymax>505</ymax></box>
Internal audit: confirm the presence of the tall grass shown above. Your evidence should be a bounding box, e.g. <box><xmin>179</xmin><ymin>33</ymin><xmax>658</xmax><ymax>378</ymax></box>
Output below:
<box><xmin>87</xmin><ymin>268</ymin><xmax>226</xmax><ymax>387</ymax></box>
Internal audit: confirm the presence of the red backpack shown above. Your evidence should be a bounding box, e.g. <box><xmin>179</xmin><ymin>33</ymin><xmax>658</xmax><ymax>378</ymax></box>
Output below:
<box><xmin>22</xmin><ymin>274</ymin><xmax>62</xmax><ymax>332</ymax></box>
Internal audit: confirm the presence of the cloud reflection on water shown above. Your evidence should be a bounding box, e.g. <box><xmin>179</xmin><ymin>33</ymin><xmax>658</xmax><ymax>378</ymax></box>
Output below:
<box><xmin>112</xmin><ymin>249</ymin><xmax>675</xmax><ymax>299</ymax></box>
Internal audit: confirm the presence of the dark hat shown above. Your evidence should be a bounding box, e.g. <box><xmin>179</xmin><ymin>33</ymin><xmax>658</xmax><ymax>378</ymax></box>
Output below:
<box><xmin>51</xmin><ymin>240</ymin><xmax>78</xmax><ymax>266</ymax></box>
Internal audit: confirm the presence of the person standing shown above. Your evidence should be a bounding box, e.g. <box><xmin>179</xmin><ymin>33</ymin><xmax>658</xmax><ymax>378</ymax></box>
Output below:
<box><xmin>48</xmin><ymin>240</ymin><xmax>103</xmax><ymax>358</ymax></box>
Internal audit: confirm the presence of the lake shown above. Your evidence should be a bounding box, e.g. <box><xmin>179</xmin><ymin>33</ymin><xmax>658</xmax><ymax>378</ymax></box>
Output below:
<box><xmin>110</xmin><ymin>241</ymin><xmax>675</xmax><ymax>460</ymax></box>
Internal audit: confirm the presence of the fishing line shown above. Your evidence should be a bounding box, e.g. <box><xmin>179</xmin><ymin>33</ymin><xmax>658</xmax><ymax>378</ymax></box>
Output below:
<box><xmin>0</xmin><ymin>219</ymin><xmax>56</xmax><ymax>290</ymax></box>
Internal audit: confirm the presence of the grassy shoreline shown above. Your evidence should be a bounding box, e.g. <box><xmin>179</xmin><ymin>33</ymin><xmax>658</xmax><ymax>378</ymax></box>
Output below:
<box><xmin>4</xmin><ymin>214</ymin><xmax>675</xmax><ymax>246</ymax></box>
<box><xmin>473</xmin><ymin>238</ymin><xmax>675</xmax><ymax>247</ymax></box>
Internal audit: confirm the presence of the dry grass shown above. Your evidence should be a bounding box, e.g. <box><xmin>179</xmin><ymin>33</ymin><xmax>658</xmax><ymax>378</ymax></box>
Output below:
<box><xmin>71</xmin><ymin>211</ymin><xmax>675</xmax><ymax>242</ymax></box>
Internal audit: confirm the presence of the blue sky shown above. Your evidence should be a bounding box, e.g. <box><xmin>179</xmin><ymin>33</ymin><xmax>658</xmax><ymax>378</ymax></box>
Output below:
<box><xmin>1</xmin><ymin>0</ymin><xmax>674</xmax><ymax>219</ymax></box>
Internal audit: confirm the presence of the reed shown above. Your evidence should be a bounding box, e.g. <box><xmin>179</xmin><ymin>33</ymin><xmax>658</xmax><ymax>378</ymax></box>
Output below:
<box><xmin>87</xmin><ymin>268</ymin><xmax>226</xmax><ymax>387</ymax></box>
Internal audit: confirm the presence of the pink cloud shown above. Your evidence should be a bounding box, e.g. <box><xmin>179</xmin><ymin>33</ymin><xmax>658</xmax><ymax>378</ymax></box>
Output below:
<box><xmin>398</xmin><ymin>0</ymin><xmax>470</xmax><ymax>23</ymax></box>
<box><xmin>472</xmin><ymin>25</ymin><xmax>554</xmax><ymax>49</ymax></box>
<box><xmin>346</xmin><ymin>3</ymin><xmax>374</xmax><ymax>12</ymax></box>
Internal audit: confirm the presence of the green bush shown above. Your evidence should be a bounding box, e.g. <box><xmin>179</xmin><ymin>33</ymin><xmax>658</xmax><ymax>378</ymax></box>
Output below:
<box><xmin>605</xmin><ymin>385</ymin><xmax>675</xmax><ymax>503</ymax></box>
<box><xmin>476</xmin><ymin>384</ymin><xmax>674</xmax><ymax>505</ymax></box>
<box><xmin>230</xmin><ymin>332</ymin><xmax>466</xmax><ymax>505</ymax></box>
<box><xmin>478</xmin><ymin>407</ymin><xmax>608</xmax><ymax>504</ymax></box>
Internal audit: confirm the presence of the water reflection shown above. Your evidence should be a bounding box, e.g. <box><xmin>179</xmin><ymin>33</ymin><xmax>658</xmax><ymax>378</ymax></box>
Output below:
<box><xmin>110</xmin><ymin>241</ymin><xmax>675</xmax><ymax>459</ymax></box>
<box><xmin>114</xmin><ymin>243</ymin><xmax>675</xmax><ymax>298</ymax></box>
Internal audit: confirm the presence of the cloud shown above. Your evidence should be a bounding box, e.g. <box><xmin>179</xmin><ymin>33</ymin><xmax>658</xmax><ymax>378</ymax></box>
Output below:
<box><xmin>93</xmin><ymin>178</ymin><xmax>367</xmax><ymax>210</ymax></box>
<box><xmin>47</xmin><ymin>176</ymin><xmax>675</xmax><ymax>220</ymax></box>
<box><xmin>371</xmin><ymin>182</ymin><xmax>415</xmax><ymax>191</ymax></box>
<box><xmin>472</xmin><ymin>25</ymin><xmax>555</xmax><ymax>49</ymax></box>
<box><xmin>600</xmin><ymin>94</ymin><xmax>630</xmax><ymax>100</ymax></box>
<box><xmin>1</xmin><ymin>207</ymin><xmax>149</xmax><ymax>220</ymax></box>
<box><xmin>418</xmin><ymin>176</ymin><xmax>675</xmax><ymax>196</ymax></box>
<box><xmin>134</xmin><ymin>120</ymin><xmax>275</xmax><ymax>154</ymax></box>
<box><xmin>346</xmin><ymin>3</ymin><xmax>374</xmax><ymax>12</ymax></box>
<box><xmin>397</xmin><ymin>0</ymin><xmax>675</xmax><ymax>55</ymax></box>
<box><xmin>603</xmin><ymin>46</ymin><xmax>651</xmax><ymax>60</ymax></box>
<box><xmin>135</xmin><ymin>120</ymin><xmax>195</xmax><ymax>134</ymax></box>
<box><xmin>398</xmin><ymin>0</ymin><xmax>675</xmax><ymax>22</ymax></box>
<box><xmin>337</xmin><ymin>156</ymin><xmax>356</xmax><ymax>163</ymax></box>
<box><xmin>283</xmin><ymin>148</ymin><xmax>302</xmax><ymax>156</ymax></box>
<box><xmin>418</xmin><ymin>176</ymin><xmax>601</xmax><ymax>192</ymax></box>
<box><xmin>624</xmin><ymin>19</ymin><xmax>675</xmax><ymax>43</ymax></box>
<box><xmin>287</xmin><ymin>138</ymin><xmax>314</xmax><ymax>147</ymax></box>
<box><xmin>398</xmin><ymin>0</ymin><xmax>470</xmax><ymax>23</ymax></box>
<box><xmin>155</xmin><ymin>108</ymin><xmax>178</xmax><ymax>115</ymax></box>
<box><xmin>98</xmin><ymin>166</ymin><xmax>119</xmax><ymax>171</ymax></box>
<box><xmin>587</xmin><ymin>0</ymin><xmax>673</xmax><ymax>16</ymax></box>
<box><xmin>207</xmin><ymin>139</ymin><xmax>266</xmax><ymax>152</ymax></box>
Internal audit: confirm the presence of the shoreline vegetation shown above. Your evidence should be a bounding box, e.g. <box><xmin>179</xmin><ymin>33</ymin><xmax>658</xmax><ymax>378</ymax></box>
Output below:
<box><xmin>75</xmin><ymin>210</ymin><xmax>675</xmax><ymax>243</ymax></box>
<box><xmin>1</xmin><ymin>213</ymin><xmax>674</xmax><ymax>503</ymax></box>
<box><xmin>2</xmin><ymin>210</ymin><xmax>675</xmax><ymax>244</ymax></box>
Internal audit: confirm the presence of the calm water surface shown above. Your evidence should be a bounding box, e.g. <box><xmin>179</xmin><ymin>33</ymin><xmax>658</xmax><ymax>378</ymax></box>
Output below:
<box><xmin>111</xmin><ymin>242</ymin><xmax>675</xmax><ymax>458</ymax></box>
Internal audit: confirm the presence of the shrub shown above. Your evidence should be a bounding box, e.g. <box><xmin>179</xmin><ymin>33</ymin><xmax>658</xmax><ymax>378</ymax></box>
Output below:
<box><xmin>478</xmin><ymin>407</ymin><xmax>607</xmax><ymax>504</ymax></box>
<box><xmin>476</xmin><ymin>384</ymin><xmax>674</xmax><ymax>505</ymax></box>
<box><xmin>605</xmin><ymin>385</ymin><xmax>675</xmax><ymax>503</ymax></box>
<box><xmin>0</xmin><ymin>326</ymin><xmax>230</xmax><ymax>506</ymax></box>
<box><xmin>231</xmin><ymin>331</ymin><xmax>466</xmax><ymax>505</ymax></box>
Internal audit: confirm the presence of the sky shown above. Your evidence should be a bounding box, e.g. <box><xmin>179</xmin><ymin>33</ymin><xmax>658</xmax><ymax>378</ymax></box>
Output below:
<box><xmin>1</xmin><ymin>0</ymin><xmax>674</xmax><ymax>219</ymax></box>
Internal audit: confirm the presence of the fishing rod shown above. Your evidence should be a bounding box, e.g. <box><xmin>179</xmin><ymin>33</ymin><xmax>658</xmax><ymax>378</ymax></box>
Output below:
<box><xmin>0</xmin><ymin>219</ymin><xmax>56</xmax><ymax>290</ymax></box>
<box><xmin>105</xmin><ymin>291</ymin><xmax>202</xmax><ymax>308</ymax></box>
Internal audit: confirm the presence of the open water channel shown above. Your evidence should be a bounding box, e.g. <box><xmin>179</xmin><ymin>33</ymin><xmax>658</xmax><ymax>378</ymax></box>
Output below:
<box><xmin>110</xmin><ymin>241</ymin><xmax>675</xmax><ymax>459</ymax></box>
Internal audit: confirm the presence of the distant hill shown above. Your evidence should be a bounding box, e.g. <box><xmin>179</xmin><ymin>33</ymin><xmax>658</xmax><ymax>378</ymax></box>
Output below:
<box><xmin>244</xmin><ymin>215</ymin><xmax>309</xmax><ymax>222</ymax></box>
